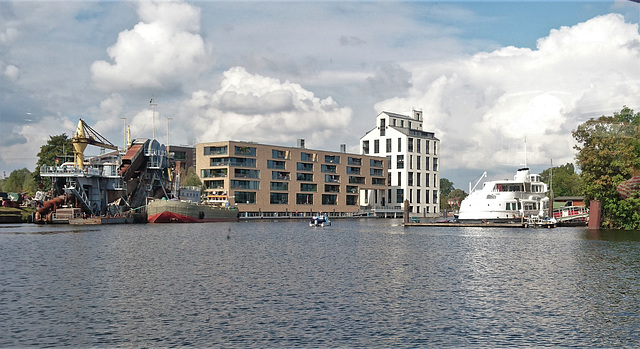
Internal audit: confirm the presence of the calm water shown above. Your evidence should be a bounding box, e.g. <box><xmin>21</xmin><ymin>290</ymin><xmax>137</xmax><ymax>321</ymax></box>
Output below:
<box><xmin>1</xmin><ymin>219</ymin><xmax>639</xmax><ymax>348</ymax></box>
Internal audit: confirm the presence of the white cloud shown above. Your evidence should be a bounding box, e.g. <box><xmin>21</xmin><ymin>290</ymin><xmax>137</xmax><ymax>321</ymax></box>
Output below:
<box><xmin>91</xmin><ymin>0</ymin><xmax>209</xmax><ymax>91</ymax></box>
<box><xmin>0</xmin><ymin>116</ymin><xmax>75</xmax><ymax>168</ymax></box>
<box><xmin>180</xmin><ymin>67</ymin><xmax>352</xmax><ymax>147</ymax></box>
<box><xmin>3</xmin><ymin>64</ymin><xmax>19</xmax><ymax>81</ymax></box>
<box><xmin>376</xmin><ymin>13</ymin><xmax>640</xmax><ymax>173</ymax></box>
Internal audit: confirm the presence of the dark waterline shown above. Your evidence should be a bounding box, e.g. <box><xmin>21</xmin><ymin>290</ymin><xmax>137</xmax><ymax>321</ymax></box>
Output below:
<box><xmin>1</xmin><ymin>220</ymin><xmax>639</xmax><ymax>347</ymax></box>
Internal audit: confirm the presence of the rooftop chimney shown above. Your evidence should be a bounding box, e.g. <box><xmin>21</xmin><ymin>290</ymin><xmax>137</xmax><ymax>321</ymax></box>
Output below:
<box><xmin>297</xmin><ymin>139</ymin><xmax>305</xmax><ymax>149</ymax></box>
<box><xmin>340</xmin><ymin>144</ymin><xmax>346</xmax><ymax>153</ymax></box>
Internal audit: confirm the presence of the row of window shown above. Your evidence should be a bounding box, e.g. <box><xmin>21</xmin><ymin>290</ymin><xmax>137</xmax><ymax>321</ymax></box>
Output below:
<box><xmin>363</xmin><ymin>138</ymin><xmax>437</xmax><ymax>155</ymax></box>
<box><xmin>390</xmin><ymin>171</ymin><xmax>438</xmax><ymax>188</ymax></box>
<box><xmin>235</xmin><ymin>192</ymin><xmax>359</xmax><ymax>206</ymax></box>
<box><xmin>203</xmin><ymin>145</ymin><xmax>368</xmax><ymax>166</ymax></box>
<box><xmin>387</xmin><ymin>155</ymin><xmax>438</xmax><ymax>171</ymax></box>
<box><xmin>388</xmin><ymin>188</ymin><xmax>438</xmax><ymax>204</ymax></box>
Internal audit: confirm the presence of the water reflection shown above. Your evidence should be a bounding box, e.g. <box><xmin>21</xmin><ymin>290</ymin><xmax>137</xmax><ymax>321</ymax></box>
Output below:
<box><xmin>0</xmin><ymin>220</ymin><xmax>638</xmax><ymax>347</ymax></box>
<box><xmin>583</xmin><ymin>228</ymin><xmax>640</xmax><ymax>241</ymax></box>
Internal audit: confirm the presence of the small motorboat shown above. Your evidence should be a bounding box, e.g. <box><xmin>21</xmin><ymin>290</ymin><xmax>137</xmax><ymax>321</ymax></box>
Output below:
<box><xmin>310</xmin><ymin>213</ymin><xmax>331</xmax><ymax>227</ymax></box>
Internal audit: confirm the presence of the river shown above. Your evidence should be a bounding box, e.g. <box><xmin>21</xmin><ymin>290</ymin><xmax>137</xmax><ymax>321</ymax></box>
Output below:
<box><xmin>1</xmin><ymin>219</ymin><xmax>638</xmax><ymax>347</ymax></box>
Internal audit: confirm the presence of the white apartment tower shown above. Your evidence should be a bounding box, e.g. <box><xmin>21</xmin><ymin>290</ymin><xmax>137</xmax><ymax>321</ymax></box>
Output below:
<box><xmin>360</xmin><ymin>109</ymin><xmax>440</xmax><ymax>218</ymax></box>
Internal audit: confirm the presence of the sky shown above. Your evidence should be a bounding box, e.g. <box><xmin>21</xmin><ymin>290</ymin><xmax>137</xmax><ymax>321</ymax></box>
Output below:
<box><xmin>1</xmin><ymin>0</ymin><xmax>639</xmax><ymax>189</ymax></box>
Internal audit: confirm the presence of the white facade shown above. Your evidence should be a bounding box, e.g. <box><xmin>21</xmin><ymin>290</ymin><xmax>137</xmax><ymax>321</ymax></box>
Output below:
<box><xmin>360</xmin><ymin>110</ymin><xmax>441</xmax><ymax>218</ymax></box>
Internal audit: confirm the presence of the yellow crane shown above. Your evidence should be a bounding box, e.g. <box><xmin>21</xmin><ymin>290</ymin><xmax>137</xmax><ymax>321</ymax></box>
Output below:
<box><xmin>72</xmin><ymin>119</ymin><xmax>118</xmax><ymax>169</ymax></box>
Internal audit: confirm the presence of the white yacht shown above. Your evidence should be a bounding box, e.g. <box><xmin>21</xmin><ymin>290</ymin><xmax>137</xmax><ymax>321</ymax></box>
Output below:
<box><xmin>457</xmin><ymin>168</ymin><xmax>550</xmax><ymax>222</ymax></box>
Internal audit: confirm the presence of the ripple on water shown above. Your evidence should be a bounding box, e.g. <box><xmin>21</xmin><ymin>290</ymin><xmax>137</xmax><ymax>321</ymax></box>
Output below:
<box><xmin>0</xmin><ymin>221</ymin><xmax>639</xmax><ymax>347</ymax></box>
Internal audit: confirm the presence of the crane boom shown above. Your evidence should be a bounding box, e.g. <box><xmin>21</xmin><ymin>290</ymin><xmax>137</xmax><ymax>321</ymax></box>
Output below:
<box><xmin>72</xmin><ymin>119</ymin><xmax>118</xmax><ymax>169</ymax></box>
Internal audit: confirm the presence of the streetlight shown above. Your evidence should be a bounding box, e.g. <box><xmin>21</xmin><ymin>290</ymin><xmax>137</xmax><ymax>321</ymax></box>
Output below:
<box><xmin>120</xmin><ymin>117</ymin><xmax>127</xmax><ymax>151</ymax></box>
<box><xmin>166</xmin><ymin>117</ymin><xmax>172</xmax><ymax>146</ymax></box>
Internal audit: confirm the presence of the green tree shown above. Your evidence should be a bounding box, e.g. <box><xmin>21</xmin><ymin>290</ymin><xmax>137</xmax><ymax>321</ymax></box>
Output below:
<box><xmin>1</xmin><ymin>168</ymin><xmax>37</xmax><ymax>194</ymax></box>
<box><xmin>182</xmin><ymin>166</ymin><xmax>202</xmax><ymax>187</ymax></box>
<box><xmin>539</xmin><ymin>163</ymin><xmax>583</xmax><ymax>197</ymax></box>
<box><xmin>443</xmin><ymin>188</ymin><xmax>468</xmax><ymax>213</ymax></box>
<box><xmin>34</xmin><ymin>134</ymin><xmax>73</xmax><ymax>191</ymax></box>
<box><xmin>573</xmin><ymin>106</ymin><xmax>640</xmax><ymax>229</ymax></box>
<box><xmin>439</xmin><ymin>178</ymin><xmax>455</xmax><ymax>198</ymax></box>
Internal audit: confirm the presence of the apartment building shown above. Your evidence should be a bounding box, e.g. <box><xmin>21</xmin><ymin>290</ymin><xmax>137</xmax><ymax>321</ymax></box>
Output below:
<box><xmin>360</xmin><ymin>110</ymin><xmax>440</xmax><ymax>218</ymax></box>
<box><xmin>196</xmin><ymin>140</ymin><xmax>388</xmax><ymax>217</ymax></box>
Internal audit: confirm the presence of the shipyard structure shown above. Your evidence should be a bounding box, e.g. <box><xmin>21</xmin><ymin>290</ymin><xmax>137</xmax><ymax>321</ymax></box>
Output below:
<box><xmin>196</xmin><ymin>140</ymin><xmax>388</xmax><ymax>218</ymax></box>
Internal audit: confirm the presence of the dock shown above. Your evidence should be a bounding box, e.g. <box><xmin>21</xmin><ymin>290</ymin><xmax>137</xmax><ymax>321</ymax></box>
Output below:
<box><xmin>404</xmin><ymin>221</ymin><xmax>526</xmax><ymax>228</ymax></box>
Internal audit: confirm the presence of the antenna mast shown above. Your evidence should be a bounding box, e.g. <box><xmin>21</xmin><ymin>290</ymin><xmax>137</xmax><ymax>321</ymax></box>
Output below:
<box><xmin>150</xmin><ymin>96</ymin><xmax>157</xmax><ymax>140</ymax></box>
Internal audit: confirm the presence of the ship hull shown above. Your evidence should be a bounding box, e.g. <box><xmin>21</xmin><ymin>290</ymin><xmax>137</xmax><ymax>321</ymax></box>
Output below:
<box><xmin>147</xmin><ymin>200</ymin><xmax>238</xmax><ymax>223</ymax></box>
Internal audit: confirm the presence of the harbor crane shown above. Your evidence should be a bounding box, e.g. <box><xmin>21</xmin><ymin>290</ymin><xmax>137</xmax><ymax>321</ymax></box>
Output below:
<box><xmin>72</xmin><ymin>119</ymin><xmax>118</xmax><ymax>169</ymax></box>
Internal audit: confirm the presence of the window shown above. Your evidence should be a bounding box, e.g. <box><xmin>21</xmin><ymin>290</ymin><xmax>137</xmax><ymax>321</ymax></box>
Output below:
<box><xmin>297</xmin><ymin>162</ymin><xmax>313</xmax><ymax>171</ymax></box>
<box><xmin>397</xmin><ymin>172</ymin><xmax>402</xmax><ymax>186</ymax></box>
<box><xmin>325</xmin><ymin>174</ymin><xmax>340</xmax><ymax>183</ymax></box>
<box><xmin>417</xmin><ymin>156</ymin><xmax>421</xmax><ymax>170</ymax></box>
<box><xmin>425</xmin><ymin>157</ymin><xmax>429</xmax><ymax>171</ymax></box>
<box><xmin>416</xmin><ymin>173</ymin><xmax>421</xmax><ymax>187</ymax></box>
<box><xmin>417</xmin><ymin>189</ymin><xmax>421</xmax><ymax>203</ymax></box>
<box><xmin>297</xmin><ymin>173</ymin><xmax>313</xmax><ymax>181</ymax></box>
<box><xmin>204</xmin><ymin>146</ymin><xmax>227</xmax><ymax>155</ymax></box>
<box><xmin>416</xmin><ymin>139</ymin><xmax>421</xmax><ymax>154</ymax></box>
<box><xmin>301</xmin><ymin>152</ymin><xmax>314</xmax><ymax>162</ymax></box>
<box><xmin>322</xmin><ymin>164</ymin><xmax>337</xmax><ymax>173</ymax></box>
<box><xmin>235</xmin><ymin>191</ymin><xmax>256</xmax><ymax>204</ymax></box>
<box><xmin>231</xmin><ymin>180</ymin><xmax>259</xmax><ymax>190</ymax></box>
<box><xmin>433</xmin><ymin>191</ymin><xmax>438</xmax><ymax>204</ymax></box>
<box><xmin>362</xmin><ymin>140</ymin><xmax>369</xmax><ymax>154</ymax></box>
<box><xmin>425</xmin><ymin>140</ymin><xmax>430</xmax><ymax>154</ymax></box>
<box><xmin>300</xmin><ymin>183</ymin><xmax>317</xmax><ymax>192</ymax></box>
<box><xmin>398</xmin><ymin>138</ymin><xmax>402</xmax><ymax>152</ymax></box>
<box><xmin>270</xmin><ymin>193</ymin><xmax>288</xmax><ymax>204</ymax></box>
<box><xmin>370</xmin><ymin>168</ymin><xmax>383</xmax><ymax>176</ymax></box>
<box><xmin>234</xmin><ymin>169</ymin><xmax>259</xmax><ymax>179</ymax></box>
<box><xmin>408</xmin><ymin>138</ymin><xmax>414</xmax><ymax>152</ymax></box>
<box><xmin>322</xmin><ymin>194</ymin><xmax>338</xmax><ymax>205</ymax></box>
<box><xmin>396</xmin><ymin>189</ymin><xmax>404</xmax><ymax>203</ymax></box>
<box><xmin>210</xmin><ymin>157</ymin><xmax>256</xmax><ymax>167</ymax></box>
<box><xmin>324</xmin><ymin>184</ymin><xmax>339</xmax><ymax>193</ymax></box>
<box><xmin>370</xmin><ymin>159</ymin><xmax>384</xmax><ymax>168</ymax></box>
<box><xmin>408</xmin><ymin>172</ymin><xmax>413</xmax><ymax>186</ymax></box>
<box><xmin>203</xmin><ymin>180</ymin><xmax>224</xmax><ymax>189</ymax></box>
<box><xmin>380</xmin><ymin>118</ymin><xmax>386</xmax><ymax>136</ymax></box>
<box><xmin>425</xmin><ymin>173</ymin><xmax>430</xmax><ymax>188</ymax></box>
<box><xmin>234</xmin><ymin>146</ymin><xmax>256</xmax><ymax>157</ymax></box>
<box><xmin>386</xmin><ymin>138</ymin><xmax>392</xmax><ymax>153</ymax></box>
<box><xmin>346</xmin><ymin>166</ymin><xmax>360</xmax><ymax>174</ymax></box>
<box><xmin>349</xmin><ymin>176</ymin><xmax>365</xmax><ymax>184</ymax></box>
<box><xmin>348</xmin><ymin>157</ymin><xmax>362</xmax><ymax>166</ymax></box>
<box><xmin>325</xmin><ymin>155</ymin><xmax>340</xmax><ymax>164</ymax></box>
<box><xmin>346</xmin><ymin>185</ymin><xmax>358</xmax><ymax>194</ymax></box>
<box><xmin>270</xmin><ymin>182</ymin><xmax>289</xmax><ymax>191</ymax></box>
<box><xmin>272</xmin><ymin>149</ymin><xmax>288</xmax><ymax>159</ymax></box>
<box><xmin>396</xmin><ymin>155</ymin><xmax>404</xmax><ymax>169</ymax></box>
<box><xmin>346</xmin><ymin>195</ymin><xmax>358</xmax><ymax>205</ymax></box>
<box><xmin>272</xmin><ymin>171</ymin><xmax>290</xmax><ymax>180</ymax></box>
<box><xmin>296</xmin><ymin>193</ymin><xmax>313</xmax><ymax>204</ymax></box>
<box><xmin>372</xmin><ymin>178</ymin><xmax>386</xmax><ymax>185</ymax></box>
<box><xmin>374</xmin><ymin>139</ymin><xmax>380</xmax><ymax>154</ymax></box>
<box><xmin>267</xmin><ymin>160</ymin><xmax>285</xmax><ymax>169</ymax></box>
<box><xmin>201</xmin><ymin>169</ymin><xmax>227</xmax><ymax>178</ymax></box>
<box><xmin>433</xmin><ymin>158</ymin><xmax>438</xmax><ymax>171</ymax></box>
